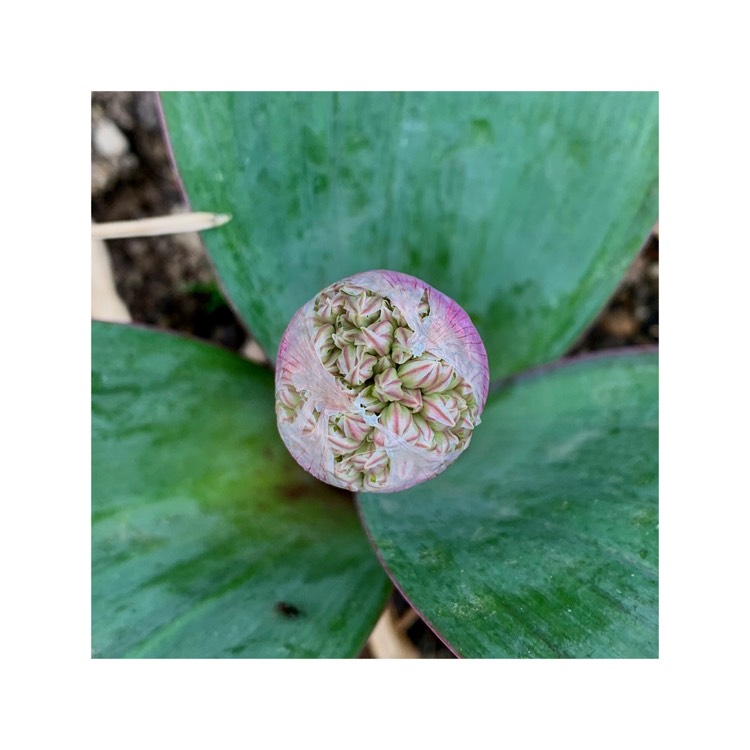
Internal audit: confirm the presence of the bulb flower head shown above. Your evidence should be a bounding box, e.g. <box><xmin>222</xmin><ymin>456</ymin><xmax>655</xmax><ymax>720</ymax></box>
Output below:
<box><xmin>275</xmin><ymin>270</ymin><xmax>489</xmax><ymax>493</ymax></box>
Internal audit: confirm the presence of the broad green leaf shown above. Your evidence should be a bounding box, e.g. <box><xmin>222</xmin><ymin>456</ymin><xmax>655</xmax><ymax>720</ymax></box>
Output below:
<box><xmin>92</xmin><ymin>322</ymin><xmax>390</xmax><ymax>658</ymax></box>
<box><xmin>358</xmin><ymin>352</ymin><xmax>658</xmax><ymax>658</ymax></box>
<box><xmin>161</xmin><ymin>91</ymin><xmax>657</xmax><ymax>378</ymax></box>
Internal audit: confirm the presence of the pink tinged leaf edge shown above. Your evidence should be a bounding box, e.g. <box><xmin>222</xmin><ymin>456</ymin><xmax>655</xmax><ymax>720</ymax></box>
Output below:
<box><xmin>355</xmin><ymin>346</ymin><xmax>659</xmax><ymax>657</ymax></box>
<box><xmin>354</xmin><ymin>495</ymin><xmax>462</xmax><ymax>658</ymax></box>
<box><xmin>156</xmin><ymin>93</ymin><xmax>276</xmax><ymax>363</ymax></box>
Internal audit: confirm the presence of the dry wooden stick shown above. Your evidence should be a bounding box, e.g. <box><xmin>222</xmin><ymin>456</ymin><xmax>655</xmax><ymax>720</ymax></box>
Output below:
<box><xmin>91</xmin><ymin>212</ymin><xmax>231</xmax><ymax>240</ymax></box>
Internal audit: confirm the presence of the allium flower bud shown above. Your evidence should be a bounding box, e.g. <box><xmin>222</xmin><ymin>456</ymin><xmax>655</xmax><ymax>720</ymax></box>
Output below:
<box><xmin>274</xmin><ymin>270</ymin><xmax>489</xmax><ymax>493</ymax></box>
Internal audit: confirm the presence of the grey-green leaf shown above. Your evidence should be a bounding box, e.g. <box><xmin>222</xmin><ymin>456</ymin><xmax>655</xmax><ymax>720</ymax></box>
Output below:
<box><xmin>357</xmin><ymin>352</ymin><xmax>658</xmax><ymax>658</ymax></box>
<box><xmin>92</xmin><ymin>322</ymin><xmax>390</xmax><ymax>658</ymax></box>
<box><xmin>160</xmin><ymin>91</ymin><xmax>657</xmax><ymax>378</ymax></box>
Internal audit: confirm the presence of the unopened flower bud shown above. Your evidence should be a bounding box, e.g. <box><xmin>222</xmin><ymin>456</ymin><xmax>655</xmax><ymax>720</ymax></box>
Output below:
<box><xmin>373</xmin><ymin>367</ymin><xmax>404</xmax><ymax>402</ymax></box>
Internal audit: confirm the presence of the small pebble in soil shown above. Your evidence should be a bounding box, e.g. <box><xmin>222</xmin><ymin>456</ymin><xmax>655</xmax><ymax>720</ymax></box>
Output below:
<box><xmin>93</xmin><ymin>118</ymin><xmax>130</xmax><ymax>159</ymax></box>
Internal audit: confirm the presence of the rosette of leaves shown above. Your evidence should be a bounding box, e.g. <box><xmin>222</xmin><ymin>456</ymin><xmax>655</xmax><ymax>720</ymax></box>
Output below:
<box><xmin>92</xmin><ymin>92</ymin><xmax>658</xmax><ymax>658</ymax></box>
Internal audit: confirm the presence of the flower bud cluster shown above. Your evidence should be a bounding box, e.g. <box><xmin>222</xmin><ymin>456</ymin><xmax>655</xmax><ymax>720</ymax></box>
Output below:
<box><xmin>275</xmin><ymin>271</ymin><xmax>489</xmax><ymax>493</ymax></box>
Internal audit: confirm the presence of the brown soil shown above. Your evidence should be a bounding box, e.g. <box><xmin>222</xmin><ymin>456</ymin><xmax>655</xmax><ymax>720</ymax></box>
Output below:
<box><xmin>92</xmin><ymin>91</ymin><xmax>248</xmax><ymax>351</ymax></box>
<box><xmin>91</xmin><ymin>91</ymin><xmax>659</xmax><ymax>659</ymax></box>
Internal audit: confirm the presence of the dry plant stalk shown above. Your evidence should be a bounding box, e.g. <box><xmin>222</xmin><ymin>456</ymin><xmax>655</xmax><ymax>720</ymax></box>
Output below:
<box><xmin>367</xmin><ymin>603</ymin><xmax>420</xmax><ymax>659</ymax></box>
<box><xmin>91</xmin><ymin>238</ymin><xmax>131</xmax><ymax>323</ymax></box>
